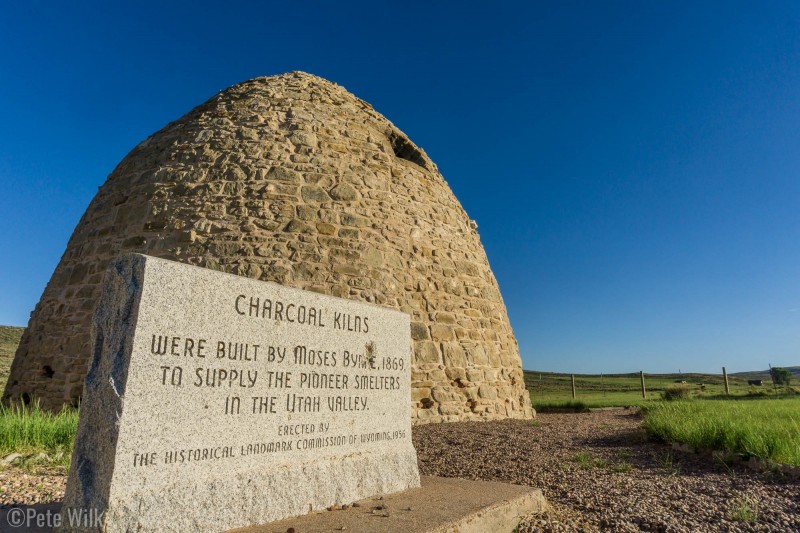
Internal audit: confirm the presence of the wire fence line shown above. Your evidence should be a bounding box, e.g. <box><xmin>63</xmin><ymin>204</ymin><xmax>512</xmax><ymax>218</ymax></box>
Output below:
<box><xmin>522</xmin><ymin>368</ymin><xmax>768</xmax><ymax>406</ymax></box>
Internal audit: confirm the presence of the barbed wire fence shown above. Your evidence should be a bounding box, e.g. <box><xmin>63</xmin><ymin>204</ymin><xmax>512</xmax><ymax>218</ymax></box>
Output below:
<box><xmin>522</xmin><ymin>367</ymin><xmax>768</xmax><ymax>405</ymax></box>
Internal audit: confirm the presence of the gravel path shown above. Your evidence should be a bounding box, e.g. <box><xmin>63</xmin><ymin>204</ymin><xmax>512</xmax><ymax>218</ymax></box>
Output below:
<box><xmin>0</xmin><ymin>466</ymin><xmax>65</xmax><ymax>506</ymax></box>
<box><xmin>414</xmin><ymin>409</ymin><xmax>800</xmax><ymax>532</ymax></box>
<box><xmin>1</xmin><ymin>409</ymin><xmax>798</xmax><ymax>531</ymax></box>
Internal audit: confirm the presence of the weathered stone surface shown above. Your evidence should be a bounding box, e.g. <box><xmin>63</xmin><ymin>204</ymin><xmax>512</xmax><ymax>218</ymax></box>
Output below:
<box><xmin>4</xmin><ymin>71</ymin><xmax>533</xmax><ymax>424</ymax></box>
<box><xmin>61</xmin><ymin>254</ymin><xmax>418</xmax><ymax>532</ymax></box>
<box><xmin>328</xmin><ymin>183</ymin><xmax>359</xmax><ymax>201</ymax></box>
<box><xmin>236</xmin><ymin>476</ymin><xmax>548</xmax><ymax>533</ymax></box>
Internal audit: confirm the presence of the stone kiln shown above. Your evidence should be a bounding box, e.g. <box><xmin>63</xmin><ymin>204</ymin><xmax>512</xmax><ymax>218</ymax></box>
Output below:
<box><xmin>4</xmin><ymin>71</ymin><xmax>533</xmax><ymax>423</ymax></box>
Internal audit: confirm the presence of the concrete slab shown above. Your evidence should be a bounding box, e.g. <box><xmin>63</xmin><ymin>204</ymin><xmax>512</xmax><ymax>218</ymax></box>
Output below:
<box><xmin>228</xmin><ymin>476</ymin><xmax>548</xmax><ymax>533</ymax></box>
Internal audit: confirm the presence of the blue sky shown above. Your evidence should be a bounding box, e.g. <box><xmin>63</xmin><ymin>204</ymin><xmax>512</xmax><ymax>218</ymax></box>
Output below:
<box><xmin>1</xmin><ymin>1</ymin><xmax>798</xmax><ymax>373</ymax></box>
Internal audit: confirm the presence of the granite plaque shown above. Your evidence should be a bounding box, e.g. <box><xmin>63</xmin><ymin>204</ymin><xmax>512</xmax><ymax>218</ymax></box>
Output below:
<box><xmin>61</xmin><ymin>254</ymin><xmax>419</xmax><ymax>532</ymax></box>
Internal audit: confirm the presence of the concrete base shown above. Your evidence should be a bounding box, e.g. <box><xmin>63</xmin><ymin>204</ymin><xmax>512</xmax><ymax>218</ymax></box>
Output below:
<box><xmin>228</xmin><ymin>476</ymin><xmax>548</xmax><ymax>533</ymax></box>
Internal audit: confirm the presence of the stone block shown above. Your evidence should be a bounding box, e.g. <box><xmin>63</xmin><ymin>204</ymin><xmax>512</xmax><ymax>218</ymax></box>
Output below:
<box><xmin>479</xmin><ymin>384</ymin><xmax>498</xmax><ymax>400</ymax></box>
<box><xmin>466</xmin><ymin>368</ymin><xmax>484</xmax><ymax>382</ymax></box>
<box><xmin>60</xmin><ymin>254</ymin><xmax>419</xmax><ymax>532</ymax></box>
<box><xmin>435</xmin><ymin>311</ymin><xmax>456</xmax><ymax>324</ymax></box>
<box><xmin>442</xmin><ymin>342</ymin><xmax>467</xmax><ymax>368</ymax></box>
<box><xmin>328</xmin><ymin>183</ymin><xmax>359</xmax><ymax>201</ymax></box>
<box><xmin>410</xmin><ymin>322</ymin><xmax>429</xmax><ymax>341</ymax></box>
<box><xmin>340</xmin><ymin>213</ymin><xmax>371</xmax><ymax>227</ymax></box>
<box><xmin>430</xmin><ymin>325</ymin><xmax>454</xmax><ymax>341</ymax></box>
<box><xmin>445</xmin><ymin>367</ymin><xmax>467</xmax><ymax>382</ymax></box>
<box><xmin>413</xmin><ymin>341</ymin><xmax>440</xmax><ymax>364</ymax></box>
<box><xmin>301</xmin><ymin>185</ymin><xmax>331</xmax><ymax>202</ymax></box>
<box><xmin>284</xmin><ymin>219</ymin><xmax>314</xmax><ymax>233</ymax></box>
<box><xmin>411</xmin><ymin>387</ymin><xmax>431</xmax><ymax>401</ymax></box>
<box><xmin>438</xmin><ymin>401</ymin><xmax>464</xmax><ymax>416</ymax></box>
<box><xmin>466</xmin><ymin>344</ymin><xmax>489</xmax><ymax>365</ymax></box>
<box><xmin>315</xmin><ymin>222</ymin><xmax>337</xmax><ymax>235</ymax></box>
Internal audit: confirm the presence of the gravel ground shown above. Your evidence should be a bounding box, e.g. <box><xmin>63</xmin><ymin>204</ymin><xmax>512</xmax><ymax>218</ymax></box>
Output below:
<box><xmin>0</xmin><ymin>466</ymin><xmax>65</xmax><ymax>506</ymax></box>
<box><xmin>414</xmin><ymin>409</ymin><xmax>800</xmax><ymax>532</ymax></box>
<box><xmin>1</xmin><ymin>409</ymin><xmax>798</xmax><ymax>531</ymax></box>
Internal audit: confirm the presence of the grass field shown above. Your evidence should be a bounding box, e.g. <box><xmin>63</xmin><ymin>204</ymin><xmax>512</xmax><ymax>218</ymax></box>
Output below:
<box><xmin>0</xmin><ymin>325</ymin><xmax>24</xmax><ymax>392</ymax></box>
<box><xmin>642</xmin><ymin>397</ymin><xmax>800</xmax><ymax>466</ymax></box>
<box><xmin>524</xmin><ymin>369</ymin><xmax>789</xmax><ymax>410</ymax></box>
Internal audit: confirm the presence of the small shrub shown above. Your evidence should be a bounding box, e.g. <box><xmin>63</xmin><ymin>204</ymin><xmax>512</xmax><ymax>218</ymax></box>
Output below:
<box><xmin>731</xmin><ymin>496</ymin><xmax>759</xmax><ymax>523</ymax></box>
<box><xmin>610</xmin><ymin>462</ymin><xmax>633</xmax><ymax>473</ymax></box>
<box><xmin>574</xmin><ymin>452</ymin><xmax>593</xmax><ymax>468</ymax></box>
<box><xmin>573</xmin><ymin>452</ymin><xmax>607</xmax><ymax>469</ymax></box>
<box><xmin>770</xmin><ymin>367</ymin><xmax>792</xmax><ymax>386</ymax></box>
<box><xmin>659</xmin><ymin>451</ymin><xmax>681</xmax><ymax>475</ymax></box>
<box><xmin>662</xmin><ymin>385</ymin><xmax>690</xmax><ymax>401</ymax></box>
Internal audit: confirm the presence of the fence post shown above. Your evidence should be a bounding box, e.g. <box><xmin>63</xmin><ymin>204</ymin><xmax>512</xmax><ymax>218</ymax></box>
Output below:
<box><xmin>722</xmin><ymin>367</ymin><xmax>729</xmax><ymax>395</ymax></box>
<box><xmin>640</xmin><ymin>371</ymin><xmax>646</xmax><ymax>399</ymax></box>
<box><xmin>571</xmin><ymin>374</ymin><xmax>576</xmax><ymax>399</ymax></box>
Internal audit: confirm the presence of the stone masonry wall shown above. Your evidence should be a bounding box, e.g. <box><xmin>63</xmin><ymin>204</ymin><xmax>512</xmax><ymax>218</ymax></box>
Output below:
<box><xmin>4</xmin><ymin>72</ymin><xmax>534</xmax><ymax>424</ymax></box>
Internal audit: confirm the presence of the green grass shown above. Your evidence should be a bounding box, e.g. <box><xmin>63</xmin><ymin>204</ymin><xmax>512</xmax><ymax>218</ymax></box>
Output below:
<box><xmin>658</xmin><ymin>450</ymin><xmax>682</xmax><ymax>475</ymax></box>
<box><xmin>573</xmin><ymin>451</ymin><xmax>607</xmax><ymax>469</ymax></box>
<box><xmin>0</xmin><ymin>401</ymin><xmax>78</xmax><ymax>468</ymax></box>
<box><xmin>526</xmin><ymin>369</ymin><xmax>794</xmax><ymax>410</ymax></box>
<box><xmin>730</xmin><ymin>496</ymin><xmax>759</xmax><ymax>523</ymax></box>
<box><xmin>532</xmin><ymin>393</ymin><xmax>655</xmax><ymax>411</ymax></box>
<box><xmin>610</xmin><ymin>461</ymin><xmax>633</xmax><ymax>473</ymax></box>
<box><xmin>0</xmin><ymin>326</ymin><xmax>78</xmax><ymax>470</ymax></box>
<box><xmin>642</xmin><ymin>397</ymin><xmax>800</xmax><ymax>466</ymax></box>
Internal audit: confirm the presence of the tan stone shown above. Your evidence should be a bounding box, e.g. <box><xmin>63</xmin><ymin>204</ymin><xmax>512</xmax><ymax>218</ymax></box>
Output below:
<box><xmin>427</xmin><ymin>369</ymin><xmax>447</xmax><ymax>382</ymax></box>
<box><xmin>414</xmin><ymin>341</ymin><xmax>440</xmax><ymax>364</ymax></box>
<box><xmin>431</xmin><ymin>386</ymin><xmax>460</xmax><ymax>403</ymax></box>
<box><xmin>466</xmin><ymin>368</ymin><xmax>484</xmax><ymax>382</ymax></box>
<box><xmin>340</xmin><ymin>213</ymin><xmax>371</xmax><ymax>227</ymax></box>
<box><xmin>411</xmin><ymin>387</ymin><xmax>432</xmax><ymax>401</ymax></box>
<box><xmin>442</xmin><ymin>342</ymin><xmax>467</xmax><ymax>368</ymax></box>
<box><xmin>301</xmin><ymin>185</ymin><xmax>330</xmax><ymax>203</ymax></box>
<box><xmin>435</xmin><ymin>311</ymin><xmax>456</xmax><ymax>324</ymax></box>
<box><xmin>438</xmin><ymin>401</ymin><xmax>464</xmax><ymax>416</ymax></box>
<box><xmin>329</xmin><ymin>183</ymin><xmax>360</xmax><ymax>201</ymax></box>
<box><xmin>445</xmin><ymin>367</ymin><xmax>467</xmax><ymax>382</ymax></box>
<box><xmin>284</xmin><ymin>219</ymin><xmax>314</xmax><ymax>233</ymax></box>
<box><xmin>315</xmin><ymin>222</ymin><xmax>337</xmax><ymax>235</ymax></box>
<box><xmin>430</xmin><ymin>324</ymin><xmax>454</xmax><ymax>341</ymax></box>
<box><xmin>479</xmin><ymin>384</ymin><xmax>498</xmax><ymax>400</ymax></box>
<box><xmin>410</xmin><ymin>322</ymin><xmax>430</xmax><ymax>341</ymax></box>
<box><xmin>466</xmin><ymin>344</ymin><xmax>489</xmax><ymax>365</ymax></box>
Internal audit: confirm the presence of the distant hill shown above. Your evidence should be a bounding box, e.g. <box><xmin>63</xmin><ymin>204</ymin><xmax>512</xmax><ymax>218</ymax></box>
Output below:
<box><xmin>0</xmin><ymin>325</ymin><xmax>24</xmax><ymax>391</ymax></box>
<box><xmin>730</xmin><ymin>366</ymin><xmax>800</xmax><ymax>381</ymax></box>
